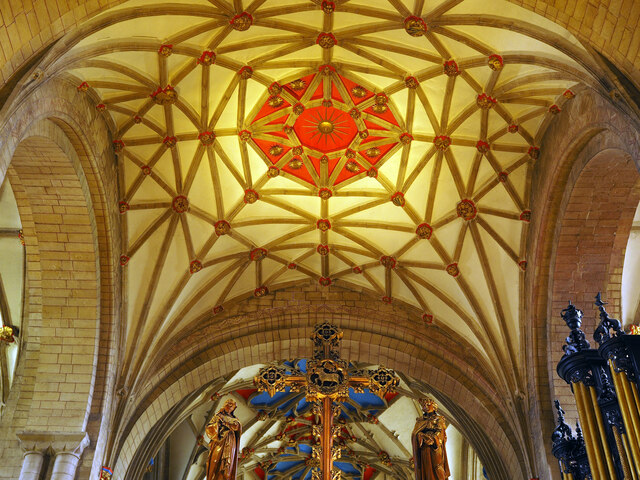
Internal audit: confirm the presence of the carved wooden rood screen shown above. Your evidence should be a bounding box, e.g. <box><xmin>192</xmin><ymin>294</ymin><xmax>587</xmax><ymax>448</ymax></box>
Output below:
<box><xmin>254</xmin><ymin>323</ymin><xmax>399</xmax><ymax>480</ymax></box>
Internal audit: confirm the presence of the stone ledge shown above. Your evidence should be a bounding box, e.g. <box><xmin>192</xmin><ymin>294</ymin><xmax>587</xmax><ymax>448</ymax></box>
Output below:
<box><xmin>16</xmin><ymin>431</ymin><xmax>89</xmax><ymax>456</ymax></box>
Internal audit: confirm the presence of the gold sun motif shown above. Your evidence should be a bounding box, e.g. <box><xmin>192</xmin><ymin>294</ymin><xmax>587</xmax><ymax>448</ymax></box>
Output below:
<box><xmin>300</xmin><ymin>107</ymin><xmax>351</xmax><ymax>148</ymax></box>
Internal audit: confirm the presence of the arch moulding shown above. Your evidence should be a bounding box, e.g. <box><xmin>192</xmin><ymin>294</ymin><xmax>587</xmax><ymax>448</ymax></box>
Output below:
<box><xmin>0</xmin><ymin>75</ymin><xmax>121</xmax><ymax>480</ymax></box>
<box><xmin>526</xmin><ymin>87</ymin><xmax>640</xmax><ymax>479</ymax></box>
<box><xmin>113</xmin><ymin>300</ymin><xmax>527</xmax><ymax>480</ymax></box>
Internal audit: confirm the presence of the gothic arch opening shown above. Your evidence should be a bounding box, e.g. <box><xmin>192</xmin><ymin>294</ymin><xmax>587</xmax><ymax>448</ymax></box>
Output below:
<box><xmin>112</xmin><ymin>307</ymin><xmax>526</xmax><ymax>480</ymax></box>
<box><xmin>128</xmin><ymin>361</ymin><xmax>488</xmax><ymax>480</ymax></box>
<box><xmin>0</xmin><ymin>115</ymin><xmax>118</xmax><ymax>478</ymax></box>
<box><xmin>0</xmin><ymin>178</ymin><xmax>25</xmax><ymax>416</ymax></box>
<box><xmin>548</xmin><ymin>147</ymin><xmax>640</xmax><ymax>421</ymax></box>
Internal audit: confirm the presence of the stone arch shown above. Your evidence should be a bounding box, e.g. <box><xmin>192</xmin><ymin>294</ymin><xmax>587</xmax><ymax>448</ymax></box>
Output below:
<box><xmin>525</xmin><ymin>88</ymin><xmax>640</xmax><ymax>479</ymax></box>
<box><xmin>548</xmin><ymin>145</ymin><xmax>640</xmax><ymax>414</ymax></box>
<box><xmin>112</xmin><ymin>306</ymin><xmax>526</xmax><ymax>480</ymax></box>
<box><xmin>0</xmin><ymin>76</ymin><xmax>120</xmax><ymax>479</ymax></box>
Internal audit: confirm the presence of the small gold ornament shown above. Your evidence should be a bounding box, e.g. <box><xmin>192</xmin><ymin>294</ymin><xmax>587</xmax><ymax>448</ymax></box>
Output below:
<box><xmin>434</xmin><ymin>135</ymin><xmax>451</xmax><ymax>150</ymax></box>
<box><xmin>288</xmin><ymin>157</ymin><xmax>304</xmax><ymax>169</ymax></box>
<box><xmin>199</xmin><ymin>131</ymin><xmax>216</xmax><ymax>146</ymax></box>
<box><xmin>151</xmin><ymin>85</ymin><xmax>178</xmax><ymax>105</ymax></box>
<box><xmin>244</xmin><ymin>189</ymin><xmax>259</xmax><ymax>204</ymax></box>
<box><xmin>345</xmin><ymin>161</ymin><xmax>360</xmax><ymax>173</ymax></box>
<box><xmin>268</xmin><ymin>96</ymin><xmax>284</xmax><ymax>108</ymax></box>
<box><xmin>321</xmin><ymin>1</ymin><xmax>335</xmax><ymax>13</ymax></box>
<box><xmin>488</xmin><ymin>54</ymin><xmax>503</xmax><ymax>71</ymax></box>
<box><xmin>163</xmin><ymin>136</ymin><xmax>177</xmax><ymax>149</ymax></box>
<box><xmin>158</xmin><ymin>44</ymin><xmax>173</xmax><ymax>57</ymax></box>
<box><xmin>254</xmin><ymin>286</ymin><xmax>269</xmax><ymax>297</ymax></box>
<box><xmin>230</xmin><ymin>12</ymin><xmax>253</xmax><ymax>31</ymax></box>
<box><xmin>197</xmin><ymin>51</ymin><xmax>216</xmax><ymax>66</ymax></box>
<box><xmin>446</xmin><ymin>263</ymin><xmax>460</xmax><ymax>277</ymax></box>
<box><xmin>267</xmin><ymin>166</ymin><xmax>280</xmax><ymax>178</ymax></box>
<box><xmin>476</xmin><ymin>93</ymin><xmax>497</xmax><ymax>110</ymax></box>
<box><xmin>215</xmin><ymin>220</ymin><xmax>231</xmax><ymax>236</ymax></box>
<box><xmin>380</xmin><ymin>256</ymin><xmax>396</xmax><ymax>269</ymax></box>
<box><xmin>269</xmin><ymin>82</ymin><xmax>283</xmax><ymax>96</ymax></box>
<box><xmin>391</xmin><ymin>192</ymin><xmax>405</xmax><ymax>207</ymax></box>
<box><xmin>317</xmin><ymin>244</ymin><xmax>330</xmax><ymax>256</ymax></box>
<box><xmin>189</xmin><ymin>260</ymin><xmax>203</xmax><ymax>274</ymax></box>
<box><xmin>269</xmin><ymin>144</ymin><xmax>283</xmax><ymax>156</ymax></box>
<box><xmin>317</xmin><ymin>32</ymin><xmax>337</xmax><ymax>49</ymax></box>
<box><xmin>476</xmin><ymin>140</ymin><xmax>490</xmax><ymax>154</ymax></box>
<box><xmin>318</xmin><ymin>188</ymin><xmax>333</xmax><ymax>199</ymax></box>
<box><xmin>365</xmin><ymin>147</ymin><xmax>380</xmax><ymax>158</ymax></box>
<box><xmin>289</xmin><ymin>79</ymin><xmax>307</xmax><ymax>91</ymax></box>
<box><xmin>404</xmin><ymin>16</ymin><xmax>427</xmax><ymax>36</ymax></box>
<box><xmin>351</xmin><ymin>85</ymin><xmax>367</xmax><ymax>98</ymax></box>
<box><xmin>250</xmin><ymin>248</ymin><xmax>268</xmax><ymax>261</ymax></box>
<box><xmin>456</xmin><ymin>199</ymin><xmax>477</xmax><ymax>221</ymax></box>
<box><xmin>172</xmin><ymin>196</ymin><xmax>189</xmax><ymax>213</ymax></box>
<box><xmin>443</xmin><ymin>60</ymin><xmax>460</xmax><ymax>77</ymax></box>
<box><xmin>416</xmin><ymin>223</ymin><xmax>432</xmax><ymax>240</ymax></box>
<box><xmin>238</xmin><ymin>66</ymin><xmax>253</xmax><ymax>79</ymax></box>
<box><xmin>405</xmin><ymin>76</ymin><xmax>418</xmax><ymax>89</ymax></box>
<box><xmin>317</xmin><ymin>219</ymin><xmax>331</xmax><ymax>232</ymax></box>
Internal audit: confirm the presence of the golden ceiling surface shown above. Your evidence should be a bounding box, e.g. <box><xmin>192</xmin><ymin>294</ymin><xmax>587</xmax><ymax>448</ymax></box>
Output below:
<box><xmin>43</xmin><ymin>0</ymin><xmax>599</xmax><ymax>387</ymax></box>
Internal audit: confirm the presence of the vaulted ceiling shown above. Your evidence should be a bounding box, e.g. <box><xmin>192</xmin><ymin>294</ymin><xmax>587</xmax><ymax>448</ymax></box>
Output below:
<box><xmin>38</xmin><ymin>0</ymin><xmax>609</xmax><ymax>394</ymax></box>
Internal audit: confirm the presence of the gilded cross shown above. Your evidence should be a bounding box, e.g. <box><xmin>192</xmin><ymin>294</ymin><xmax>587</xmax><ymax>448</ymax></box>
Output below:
<box><xmin>254</xmin><ymin>323</ymin><xmax>399</xmax><ymax>480</ymax></box>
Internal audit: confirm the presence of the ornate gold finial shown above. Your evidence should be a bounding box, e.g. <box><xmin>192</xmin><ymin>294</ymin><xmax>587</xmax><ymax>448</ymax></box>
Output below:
<box><xmin>419</xmin><ymin>397</ymin><xmax>438</xmax><ymax>413</ymax></box>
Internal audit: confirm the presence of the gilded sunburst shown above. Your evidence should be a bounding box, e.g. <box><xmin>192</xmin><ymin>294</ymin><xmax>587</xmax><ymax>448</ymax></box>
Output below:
<box><xmin>296</xmin><ymin>106</ymin><xmax>354</xmax><ymax>151</ymax></box>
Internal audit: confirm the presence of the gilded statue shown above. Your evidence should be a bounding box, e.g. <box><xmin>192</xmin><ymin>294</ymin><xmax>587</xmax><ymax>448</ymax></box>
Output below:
<box><xmin>205</xmin><ymin>399</ymin><xmax>242</xmax><ymax>480</ymax></box>
<box><xmin>411</xmin><ymin>398</ymin><xmax>450</xmax><ymax>480</ymax></box>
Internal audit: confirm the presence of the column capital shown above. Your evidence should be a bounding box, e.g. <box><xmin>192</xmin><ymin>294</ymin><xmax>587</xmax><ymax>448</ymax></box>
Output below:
<box><xmin>16</xmin><ymin>431</ymin><xmax>89</xmax><ymax>457</ymax></box>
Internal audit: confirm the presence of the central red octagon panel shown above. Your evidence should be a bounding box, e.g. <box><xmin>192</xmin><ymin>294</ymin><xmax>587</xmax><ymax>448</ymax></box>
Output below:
<box><xmin>248</xmin><ymin>70</ymin><xmax>401</xmax><ymax>187</ymax></box>
<box><xmin>293</xmin><ymin>106</ymin><xmax>357</xmax><ymax>152</ymax></box>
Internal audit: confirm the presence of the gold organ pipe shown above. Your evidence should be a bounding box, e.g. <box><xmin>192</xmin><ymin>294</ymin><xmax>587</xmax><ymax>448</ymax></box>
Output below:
<box><xmin>610</xmin><ymin>361</ymin><xmax>640</xmax><ymax>474</ymax></box>
<box><xmin>574</xmin><ymin>382</ymin><xmax>607</xmax><ymax>480</ymax></box>
<box><xmin>613</xmin><ymin>425</ymin><xmax>632</xmax><ymax>480</ymax></box>
<box><xmin>619</xmin><ymin>369</ymin><xmax>640</xmax><ymax>459</ymax></box>
<box><xmin>589</xmin><ymin>385</ymin><xmax>618</xmax><ymax>478</ymax></box>
<box><xmin>622</xmin><ymin>433</ymin><xmax>639</xmax><ymax>480</ymax></box>
<box><xmin>631</xmin><ymin>380</ymin><xmax>640</xmax><ymax>432</ymax></box>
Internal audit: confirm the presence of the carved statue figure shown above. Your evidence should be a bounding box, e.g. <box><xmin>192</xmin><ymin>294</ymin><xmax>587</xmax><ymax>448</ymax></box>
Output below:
<box><xmin>411</xmin><ymin>398</ymin><xmax>450</xmax><ymax>480</ymax></box>
<box><xmin>205</xmin><ymin>399</ymin><xmax>242</xmax><ymax>480</ymax></box>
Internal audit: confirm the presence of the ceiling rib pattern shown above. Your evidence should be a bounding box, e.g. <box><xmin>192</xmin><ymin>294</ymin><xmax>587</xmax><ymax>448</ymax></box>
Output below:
<box><xmin>47</xmin><ymin>0</ymin><xmax>593</xmax><ymax>388</ymax></box>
